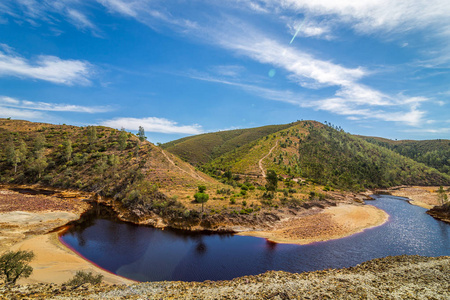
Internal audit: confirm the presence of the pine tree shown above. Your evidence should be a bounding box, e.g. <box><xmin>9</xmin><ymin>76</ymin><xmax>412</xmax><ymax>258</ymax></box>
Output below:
<box><xmin>118</xmin><ymin>128</ymin><xmax>128</xmax><ymax>151</ymax></box>
<box><xmin>62</xmin><ymin>139</ymin><xmax>72</xmax><ymax>162</ymax></box>
<box><xmin>138</xmin><ymin>126</ymin><xmax>146</xmax><ymax>142</ymax></box>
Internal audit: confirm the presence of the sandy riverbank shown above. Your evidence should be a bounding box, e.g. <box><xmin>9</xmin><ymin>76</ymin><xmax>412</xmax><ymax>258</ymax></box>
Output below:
<box><xmin>387</xmin><ymin>186</ymin><xmax>449</xmax><ymax>209</ymax></box>
<box><xmin>11</xmin><ymin>232</ymin><xmax>134</xmax><ymax>285</ymax></box>
<box><xmin>0</xmin><ymin>188</ymin><xmax>134</xmax><ymax>285</ymax></box>
<box><xmin>238</xmin><ymin>204</ymin><xmax>389</xmax><ymax>244</ymax></box>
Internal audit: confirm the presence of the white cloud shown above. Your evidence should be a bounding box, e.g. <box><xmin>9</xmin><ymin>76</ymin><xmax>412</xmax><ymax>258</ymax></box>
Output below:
<box><xmin>97</xmin><ymin>0</ymin><xmax>198</xmax><ymax>31</ymax></box>
<box><xmin>256</xmin><ymin>0</ymin><xmax>450</xmax><ymax>36</ymax></box>
<box><xmin>101</xmin><ymin>117</ymin><xmax>203</xmax><ymax>134</ymax></box>
<box><xmin>0</xmin><ymin>47</ymin><xmax>93</xmax><ymax>85</ymax></box>
<box><xmin>0</xmin><ymin>96</ymin><xmax>112</xmax><ymax>113</ymax></box>
<box><xmin>66</xmin><ymin>9</ymin><xmax>98</xmax><ymax>32</ymax></box>
<box><xmin>211</xmin><ymin>65</ymin><xmax>246</xmax><ymax>78</ymax></box>
<box><xmin>97</xmin><ymin>0</ymin><xmax>138</xmax><ymax>17</ymax></box>
<box><xmin>208</xmin><ymin>22</ymin><xmax>365</xmax><ymax>89</ymax></box>
<box><xmin>287</xmin><ymin>18</ymin><xmax>332</xmax><ymax>40</ymax></box>
<box><xmin>0</xmin><ymin>107</ymin><xmax>45</xmax><ymax>120</ymax></box>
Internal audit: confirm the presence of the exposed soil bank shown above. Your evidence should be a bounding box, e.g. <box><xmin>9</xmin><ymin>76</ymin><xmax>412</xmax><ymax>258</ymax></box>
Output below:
<box><xmin>1</xmin><ymin>255</ymin><xmax>448</xmax><ymax>299</ymax></box>
<box><xmin>384</xmin><ymin>185</ymin><xmax>449</xmax><ymax>209</ymax></box>
<box><xmin>0</xmin><ymin>187</ymin><xmax>133</xmax><ymax>285</ymax></box>
<box><xmin>237</xmin><ymin>204</ymin><xmax>388</xmax><ymax>244</ymax></box>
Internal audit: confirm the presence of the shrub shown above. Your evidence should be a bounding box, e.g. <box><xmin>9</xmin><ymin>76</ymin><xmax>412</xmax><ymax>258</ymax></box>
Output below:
<box><xmin>0</xmin><ymin>250</ymin><xmax>35</xmax><ymax>284</ymax></box>
<box><xmin>66</xmin><ymin>271</ymin><xmax>103</xmax><ymax>286</ymax></box>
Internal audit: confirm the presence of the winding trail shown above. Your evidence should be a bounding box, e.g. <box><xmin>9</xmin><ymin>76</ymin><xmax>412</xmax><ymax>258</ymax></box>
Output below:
<box><xmin>161</xmin><ymin>149</ymin><xmax>205</xmax><ymax>181</ymax></box>
<box><xmin>259</xmin><ymin>140</ymin><xmax>278</xmax><ymax>178</ymax></box>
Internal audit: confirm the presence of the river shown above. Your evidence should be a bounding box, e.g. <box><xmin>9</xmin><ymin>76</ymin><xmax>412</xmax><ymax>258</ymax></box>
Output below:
<box><xmin>60</xmin><ymin>195</ymin><xmax>450</xmax><ymax>282</ymax></box>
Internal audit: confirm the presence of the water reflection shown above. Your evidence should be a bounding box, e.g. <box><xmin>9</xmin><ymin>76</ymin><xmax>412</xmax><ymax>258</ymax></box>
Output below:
<box><xmin>60</xmin><ymin>195</ymin><xmax>450</xmax><ymax>282</ymax></box>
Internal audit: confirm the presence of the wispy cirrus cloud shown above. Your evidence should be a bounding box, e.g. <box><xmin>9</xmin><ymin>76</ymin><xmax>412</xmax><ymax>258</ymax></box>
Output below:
<box><xmin>0</xmin><ymin>95</ymin><xmax>112</xmax><ymax>122</ymax></box>
<box><xmin>101</xmin><ymin>117</ymin><xmax>203</xmax><ymax>134</ymax></box>
<box><xmin>97</xmin><ymin>0</ymin><xmax>198</xmax><ymax>31</ymax></box>
<box><xmin>0</xmin><ymin>45</ymin><xmax>93</xmax><ymax>85</ymax></box>
<box><xmin>0</xmin><ymin>96</ymin><xmax>112</xmax><ymax>113</ymax></box>
<box><xmin>250</xmin><ymin>0</ymin><xmax>450</xmax><ymax>36</ymax></box>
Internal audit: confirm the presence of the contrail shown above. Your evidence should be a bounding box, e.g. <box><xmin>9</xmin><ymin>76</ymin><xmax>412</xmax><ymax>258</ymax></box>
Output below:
<box><xmin>289</xmin><ymin>18</ymin><xmax>306</xmax><ymax>44</ymax></box>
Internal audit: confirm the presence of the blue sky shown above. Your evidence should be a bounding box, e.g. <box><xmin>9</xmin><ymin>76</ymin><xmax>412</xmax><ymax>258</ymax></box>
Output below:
<box><xmin>0</xmin><ymin>0</ymin><xmax>449</xmax><ymax>143</ymax></box>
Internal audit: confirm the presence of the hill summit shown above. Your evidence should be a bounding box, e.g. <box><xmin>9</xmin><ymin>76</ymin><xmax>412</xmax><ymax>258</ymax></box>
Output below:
<box><xmin>164</xmin><ymin>120</ymin><xmax>450</xmax><ymax>191</ymax></box>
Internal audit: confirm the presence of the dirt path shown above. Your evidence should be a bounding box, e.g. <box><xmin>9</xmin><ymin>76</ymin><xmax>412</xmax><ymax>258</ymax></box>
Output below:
<box><xmin>160</xmin><ymin>149</ymin><xmax>205</xmax><ymax>182</ymax></box>
<box><xmin>258</xmin><ymin>140</ymin><xmax>278</xmax><ymax>178</ymax></box>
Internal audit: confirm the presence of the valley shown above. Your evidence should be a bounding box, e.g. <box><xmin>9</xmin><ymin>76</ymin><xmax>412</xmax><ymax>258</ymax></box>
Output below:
<box><xmin>0</xmin><ymin>118</ymin><xmax>449</xmax><ymax>298</ymax></box>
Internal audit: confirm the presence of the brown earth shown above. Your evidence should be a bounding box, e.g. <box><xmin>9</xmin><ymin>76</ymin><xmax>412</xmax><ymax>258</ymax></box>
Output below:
<box><xmin>386</xmin><ymin>185</ymin><xmax>449</xmax><ymax>209</ymax></box>
<box><xmin>1</xmin><ymin>255</ymin><xmax>448</xmax><ymax>299</ymax></box>
<box><xmin>238</xmin><ymin>204</ymin><xmax>388</xmax><ymax>244</ymax></box>
<box><xmin>0</xmin><ymin>188</ymin><xmax>133</xmax><ymax>285</ymax></box>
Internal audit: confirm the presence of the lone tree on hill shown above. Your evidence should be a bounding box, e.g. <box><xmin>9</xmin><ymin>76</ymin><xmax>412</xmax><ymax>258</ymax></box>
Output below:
<box><xmin>118</xmin><ymin>128</ymin><xmax>128</xmax><ymax>151</ymax></box>
<box><xmin>194</xmin><ymin>185</ymin><xmax>209</xmax><ymax>212</ymax></box>
<box><xmin>138</xmin><ymin>126</ymin><xmax>146</xmax><ymax>142</ymax></box>
<box><xmin>265</xmin><ymin>169</ymin><xmax>278</xmax><ymax>192</ymax></box>
<box><xmin>0</xmin><ymin>250</ymin><xmax>35</xmax><ymax>285</ymax></box>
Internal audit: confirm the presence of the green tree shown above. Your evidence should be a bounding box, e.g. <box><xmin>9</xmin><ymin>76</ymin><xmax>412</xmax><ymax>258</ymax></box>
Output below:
<box><xmin>6</xmin><ymin>139</ymin><xmax>20</xmax><ymax>173</ymax></box>
<box><xmin>32</xmin><ymin>150</ymin><xmax>48</xmax><ymax>179</ymax></box>
<box><xmin>138</xmin><ymin>126</ymin><xmax>146</xmax><ymax>142</ymax></box>
<box><xmin>194</xmin><ymin>185</ymin><xmax>209</xmax><ymax>212</ymax></box>
<box><xmin>437</xmin><ymin>186</ymin><xmax>448</xmax><ymax>205</ymax></box>
<box><xmin>198</xmin><ymin>185</ymin><xmax>207</xmax><ymax>193</ymax></box>
<box><xmin>62</xmin><ymin>138</ymin><xmax>72</xmax><ymax>162</ymax></box>
<box><xmin>0</xmin><ymin>250</ymin><xmax>34</xmax><ymax>285</ymax></box>
<box><xmin>87</xmin><ymin>126</ymin><xmax>97</xmax><ymax>149</ymax></box>
<box><xmin>118</xmin><ymin>128</ymin><xmax>128</xmax><ymax>151</ymax></box>
<box><xmin>18</xmin><ymin>139</ymin><xmax>28</xmax><ymax>165</ymax></box>
<box><xmin>265</xmin><ymin>169</ymin><xmax>278</xmax><ymax>192</ymax></box>
<box><xmin>66</xmin><ymin>271</ymin><xmax>103</xmax><ymax>286</ymax></box>
<box><xmin>33</xmin><ymin>133</ymin><xmax>46</xmax><ymax>154</ymax></box>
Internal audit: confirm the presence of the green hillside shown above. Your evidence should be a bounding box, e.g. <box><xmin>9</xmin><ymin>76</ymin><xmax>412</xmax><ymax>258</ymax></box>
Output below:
<box><xmin>166</xmin><ymin>121</ymin><xmax>450</xmax><ymax>191</ymax></box>
<box><xmin>359</xmin><ymin>136</ymin><xmax>450</xmax><ymax>176</ymax></box>
<box><xmin>161</xmin><ymin>123</ymin><xmax>295</xmax><ymax>165</ymax></box>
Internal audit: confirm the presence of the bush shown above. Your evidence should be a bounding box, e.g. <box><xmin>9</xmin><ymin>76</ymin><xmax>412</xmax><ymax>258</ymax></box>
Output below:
<box><xmin>66</xmin><ymin>271</ymin><xmax>103</xmax><ymax>286</ymax></box>
<box><xmin>0</xmin><ymin>250</ymin><xmax>34</xmax><ymax>284</ymax></box>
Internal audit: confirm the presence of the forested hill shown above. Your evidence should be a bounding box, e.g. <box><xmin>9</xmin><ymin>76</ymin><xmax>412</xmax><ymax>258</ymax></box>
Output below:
<box><xmin>0</xmin><ymin>119</ymin><xmax>219</xmax><ymax>220</ymax></box>
<box><xmin>161</xmin><ymin>123</ymin><xmax>295</xmax><ymax>165</ymax></box>
<box><xmin>165</xmin><ymin>121</ymin><xmax>450</xmax><ymax>191</ymax></box>
<box><xmin>358</xmin><ymin>136</ymin><xmax>450</xmax><ymax>176</ymax></box>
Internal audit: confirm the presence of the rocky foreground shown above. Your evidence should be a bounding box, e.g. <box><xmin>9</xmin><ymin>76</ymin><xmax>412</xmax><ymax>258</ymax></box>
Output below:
<box><xmin>1</xmin><ymin>255</ymin><xmax>448</xmax><ymax>299</ymax></box>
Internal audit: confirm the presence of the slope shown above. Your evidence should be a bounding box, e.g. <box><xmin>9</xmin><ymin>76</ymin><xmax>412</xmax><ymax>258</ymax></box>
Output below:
<box><xmin>0</xmin><ymin>119</ymin><xmax>221</xmax><ymax>223</ymax></box>
<box><xmin>359</xmin><ymin>136</ymin><xmax>450</xmax><ymax>176</ymax></box>
<box><xmin>171</xmin><ymin>121</ymin><xmax>449</xmax><ymax>191</ymax></box>
<box><xmin>161</xmin><ymin>122</ymin><xmax>295</xmax><ymax>165</ymax></box>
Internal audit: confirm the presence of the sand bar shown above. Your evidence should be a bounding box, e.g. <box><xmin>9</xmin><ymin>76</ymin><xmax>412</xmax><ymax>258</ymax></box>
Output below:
<box><xmin>238</xmin><ymin>204</ymin><xmax>389</xmax><ymax>244</ymax></box>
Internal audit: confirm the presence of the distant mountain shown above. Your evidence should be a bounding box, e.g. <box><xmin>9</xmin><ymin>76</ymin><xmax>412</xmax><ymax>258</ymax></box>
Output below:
<box><xmin>358</xmin><ymin>136</ymin><xmax>450</xmax><ymax>176</ymax></box>
<box><xmin>165</xmin><ymin>121</ymin><xmax>450</xmax><ymax>191</ymax></box>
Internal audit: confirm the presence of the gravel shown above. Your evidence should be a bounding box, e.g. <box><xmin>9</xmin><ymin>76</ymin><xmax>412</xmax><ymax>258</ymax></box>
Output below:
<box><xmin>1</xmin><ymin>255</ymin><xmax>448</xmax><ymax>299</ymax></box>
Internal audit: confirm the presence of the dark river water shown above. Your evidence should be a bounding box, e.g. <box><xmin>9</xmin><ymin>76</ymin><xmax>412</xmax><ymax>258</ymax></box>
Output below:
<box><xmin>59</xmin><ymin>195</ymin><xmax>450</xmax><ymax>282</ymax></box>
